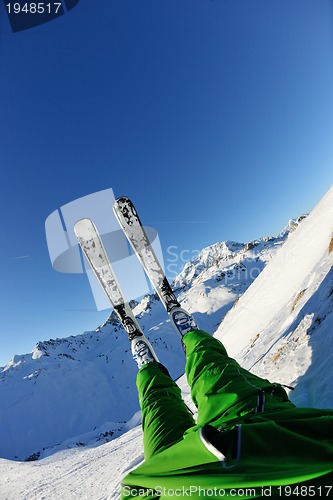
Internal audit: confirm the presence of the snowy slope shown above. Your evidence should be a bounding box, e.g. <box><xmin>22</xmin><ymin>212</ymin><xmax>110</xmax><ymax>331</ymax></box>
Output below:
<box><xmin>215</xmin><ymin>186</ymin><xmax>333</xmax><ymax>409</ymax></box>
<box><xmin>0</xmin><ymin>425</ymin><xmax>144</xmax><ymax>500</ymax></box>
<box><xmin>0</xmin><ymin>187</ymin><xmax>332</xmax><ymax>499</ymax></box>
<box><xmin>173</xmin><ymin>225</ymin><xmax>296</xmax><ymax>333</ymax></box>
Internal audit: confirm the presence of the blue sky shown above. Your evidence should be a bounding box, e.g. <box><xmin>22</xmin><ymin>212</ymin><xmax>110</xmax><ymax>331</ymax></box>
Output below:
<box><xmin>1</xmin><ymin>0</ymin><xmax>333</xmax><ymax>366</ymax></box>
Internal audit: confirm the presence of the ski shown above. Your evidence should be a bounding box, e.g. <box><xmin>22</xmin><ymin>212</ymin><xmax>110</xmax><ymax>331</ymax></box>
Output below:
<box><xmin>74</xmin><ymin>218</ymin><xmax>143</xmax><ymax>340</ymax></box>
<box><xmin>112</xmin><ymin>197</ymin><xmax>199</xmax><ymax>336</ymax></box>
<box><xmin>113</xmin><ymin>197</ymin><xmax>180</xmax><ymax>313</ymax></box>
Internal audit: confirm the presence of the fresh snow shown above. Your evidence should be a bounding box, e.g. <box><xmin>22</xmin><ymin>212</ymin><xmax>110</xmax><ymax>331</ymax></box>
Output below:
<box><xmin>215</xmin><ymin>186</ymin><xmax>333</xmax><ymax>409</ymax></box>
<box><xmin>0</xmin><ymin>426</ymin><xmax>144</xmax><ymax>500</ymax></box>
<box><xmin>0</xmin><ymin>186</ymin><xmax>332</xmax><ymax>499</ymax></box>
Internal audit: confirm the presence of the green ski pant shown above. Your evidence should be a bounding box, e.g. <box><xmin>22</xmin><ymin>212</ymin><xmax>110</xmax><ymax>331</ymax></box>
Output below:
<box><xmin>136</xmin><ymin>330</ymin><xmax>294</xmax><ymax>459</ymax></box>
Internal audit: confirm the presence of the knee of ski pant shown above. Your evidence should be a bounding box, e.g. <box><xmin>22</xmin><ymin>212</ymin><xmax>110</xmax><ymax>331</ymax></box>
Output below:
<box><xmin>183</xmin><ymin>330</ymin><xmax>233</xmax><ymax>380</ymax></box>
<box><xmin>183</xmin><ymin>329</ymin><xmax>229</xmax><ymax>357</ymax></box>
<box><xmin>136</xmin><ymin>362</ymin><xmax>181</xmax><ymax>406</ymax></box>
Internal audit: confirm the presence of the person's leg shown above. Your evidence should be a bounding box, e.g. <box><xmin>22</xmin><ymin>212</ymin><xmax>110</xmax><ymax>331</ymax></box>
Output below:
<box><xmin>136</xmin><ymin>361</ymin><xmax>195</xmax><ymax>460</ymax></box>
<box><xmin>183</xmin><ymin>330</ymin><xmax>295</xmax><ymax>428</ymax></box>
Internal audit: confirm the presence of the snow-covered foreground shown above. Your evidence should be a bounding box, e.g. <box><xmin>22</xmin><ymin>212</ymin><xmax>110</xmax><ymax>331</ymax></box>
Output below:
<box><xmin>0</xmin><ymin>426</ymin><xmax>144</xmax><ymax>500</ymax></box>
<box><xmin>0</xmin><ymin>186</ymin><xmax>332</xmax><ymax>499</ymax></box>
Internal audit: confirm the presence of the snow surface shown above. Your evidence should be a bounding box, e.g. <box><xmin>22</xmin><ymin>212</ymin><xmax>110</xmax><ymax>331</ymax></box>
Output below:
<box><xmin>215</xmin><ymin>186</ymin><xmax>333</xmax><ymax>409</ymax></box>
<box><xmin>0</xmin><ymin>186</ymin><xmax>332</xmax><ymax>499</ymax></box>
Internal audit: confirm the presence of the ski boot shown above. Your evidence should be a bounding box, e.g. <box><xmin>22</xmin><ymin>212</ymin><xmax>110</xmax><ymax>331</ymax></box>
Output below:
<box><xmin>169</xmin><ymin>307</ymin><xmax>199</xmax><ymax>338</ymax></box>
<box><xmin>131</xmin><ymin>336</ymin><xmax>158</xmax><ymax>369</ymax></box>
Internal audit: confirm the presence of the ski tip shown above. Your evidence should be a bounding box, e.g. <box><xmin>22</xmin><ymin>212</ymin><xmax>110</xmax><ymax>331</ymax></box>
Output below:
<box><xmin>74</xmin><ymin>217</ymin><xmax>93</xmax><ymax>227</ymax></box>
<box><xmin>113</xmin><ymin>197</ymin><xmax>136</xmax><ymax>218</ymax></box>
<box><xmin>114</xmin><ymin>196</ymin><xmax>132</xmax><ymax>206</ymax></box>
<box><xmin>113</xmin><ymin>197</ymin><xmax>140</xmax><ymax>224</ymax></box>
<box><xmin>73</xmin><ymin>218</ymin><xmax>95</xmax><ymax>236</ymax></box>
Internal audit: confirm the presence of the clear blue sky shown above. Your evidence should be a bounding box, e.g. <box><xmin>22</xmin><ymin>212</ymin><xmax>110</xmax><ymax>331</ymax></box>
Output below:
<box><xmin>1</xmin><ymin>0</ymin><xmax>333</xmax><ymax>366</ymax></box>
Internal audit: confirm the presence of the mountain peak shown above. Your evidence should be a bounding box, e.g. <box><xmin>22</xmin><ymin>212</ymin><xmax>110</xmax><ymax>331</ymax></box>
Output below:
<box><xmin>278</xmin><ymin>214</ymin><xmax>308</xmax><ymax>237</ymax></box>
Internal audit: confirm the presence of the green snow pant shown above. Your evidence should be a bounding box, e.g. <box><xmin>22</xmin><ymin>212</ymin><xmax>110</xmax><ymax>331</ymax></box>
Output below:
<box><xmin>137</xmin><ymin>330</ymin><xmax>294</xmax><ymax>460</ymax></box>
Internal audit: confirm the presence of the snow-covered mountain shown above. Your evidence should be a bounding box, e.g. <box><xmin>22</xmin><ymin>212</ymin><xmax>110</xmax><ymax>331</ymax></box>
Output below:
<box><xmin>0</xmin><ymin>186</ymin><xmax>332</xmax><ymax>499</ymax></box>
<box><xmin>0</xmin><ymin>217</ymin><xmax>298</xmax><ymax>462</ymax></box>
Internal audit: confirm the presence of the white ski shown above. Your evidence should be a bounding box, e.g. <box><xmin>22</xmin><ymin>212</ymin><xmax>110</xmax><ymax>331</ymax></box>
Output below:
<box><xmin>113</xmin><ymin>197</ymin><xmax>180</xmax><ymax>312</ymax></box>
<box><xmin>74</xmin><ymin>218</ymin><xmax>143</xmax><ymax>339</ymax></box>
<box><xmin>113</xmin><ymin>197</ymin><xmax>199</xmax><ymax>337</ymax></box>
